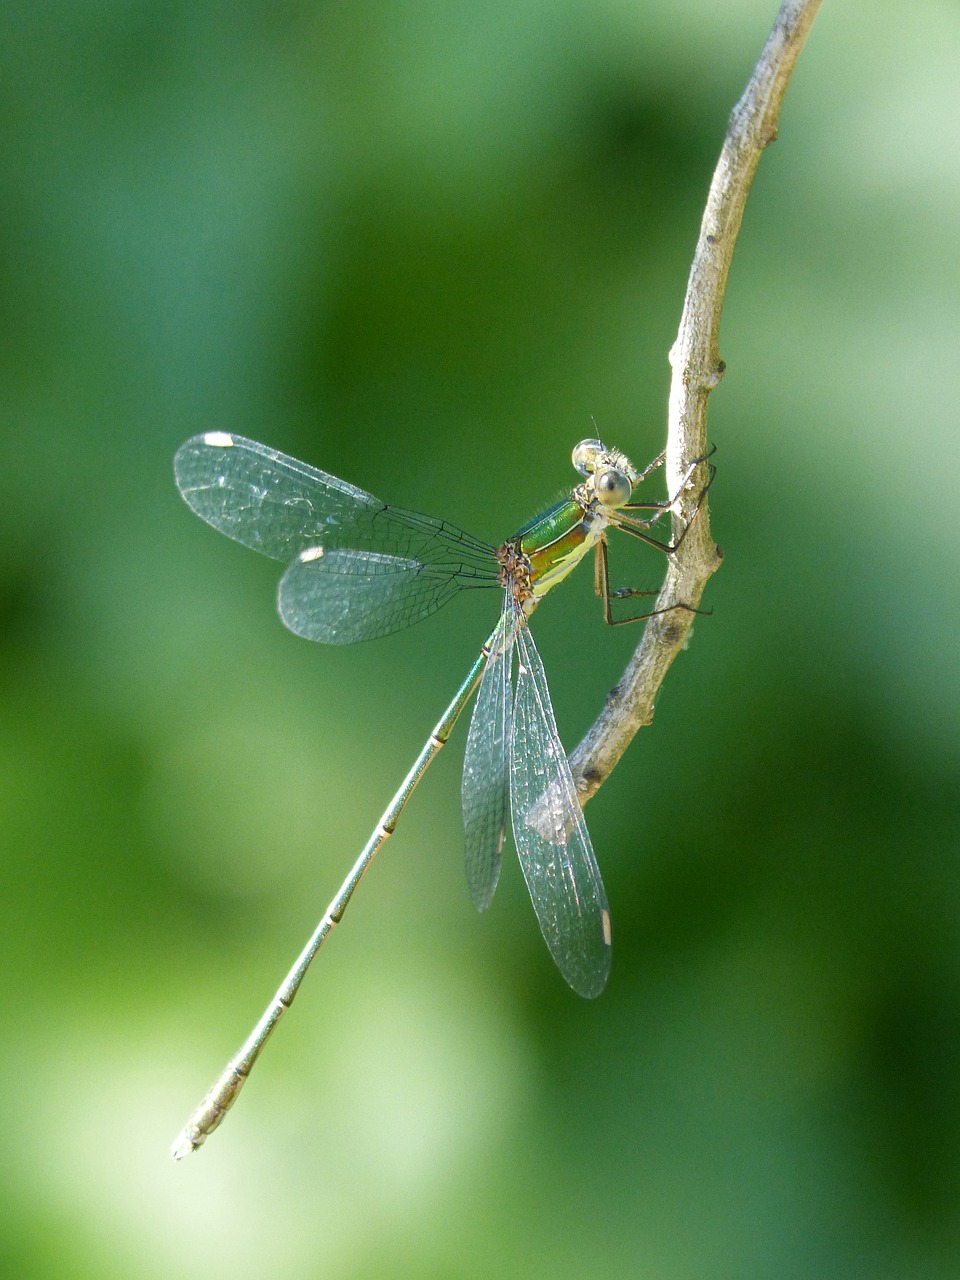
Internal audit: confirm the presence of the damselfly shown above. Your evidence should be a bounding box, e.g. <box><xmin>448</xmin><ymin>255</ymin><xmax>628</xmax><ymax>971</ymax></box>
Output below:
<box><xmin>171</xmin><ymin>432</ymin><xmax>710</xmax><ymax>1157</ymax></box>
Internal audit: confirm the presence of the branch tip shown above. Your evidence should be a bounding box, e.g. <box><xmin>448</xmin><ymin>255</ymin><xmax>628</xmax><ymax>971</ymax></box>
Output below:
<box><xmin>570</xmin><ymin>0</ymin><xmax>822</xmax><ymax>802</ymax></box>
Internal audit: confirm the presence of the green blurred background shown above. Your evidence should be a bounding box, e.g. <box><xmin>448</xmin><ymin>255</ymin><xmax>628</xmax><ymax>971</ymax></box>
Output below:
<box><xmin>2</xmin><ymin>1</ymin><xmax>959</xmax><ymax>1276</ymax></box>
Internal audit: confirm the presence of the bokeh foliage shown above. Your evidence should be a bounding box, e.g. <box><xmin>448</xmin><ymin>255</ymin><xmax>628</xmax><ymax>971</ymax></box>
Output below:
<box><xmin>1</xmin><ymin>2</ymin><xmax>959</xmax><ymax>1277</ymax></box>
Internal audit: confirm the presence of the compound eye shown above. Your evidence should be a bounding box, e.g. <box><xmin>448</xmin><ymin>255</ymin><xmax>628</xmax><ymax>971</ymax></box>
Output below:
<box><xmin>595</xmin><ymin>467</ymin><xmax>631</xmax><ymax>507</ymax></box>
<box><xmin>572</xmin><ymin>438</ymin><xmax>603</xmax><ymax>476</ymax></box>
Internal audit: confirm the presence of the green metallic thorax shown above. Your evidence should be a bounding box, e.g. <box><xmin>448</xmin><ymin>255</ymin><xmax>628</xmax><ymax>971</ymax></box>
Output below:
<box><xmin>509</xmin><ymin>492</ymin><xmax>606</xmax><ymax>604</ymax></box>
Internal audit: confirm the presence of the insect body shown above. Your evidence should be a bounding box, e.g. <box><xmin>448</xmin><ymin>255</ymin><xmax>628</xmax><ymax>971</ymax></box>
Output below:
<box><xmin>171</xmin><ymin>433</ymin><xmax>706</xmax><ymax>1157</ymax></box>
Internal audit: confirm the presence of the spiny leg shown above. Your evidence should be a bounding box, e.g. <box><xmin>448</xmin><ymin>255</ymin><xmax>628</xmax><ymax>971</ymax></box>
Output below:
<box><xmin>597</xmin><ymin>455</ymin><xmax>716</xmax><ymax>626</ymax></box>
<box><xmin>613</xmin><ymin>457</ymin><xmax>716</xmax><ymax>555</ymax></box>
<box><xmin>621</xmin><ymin>447</ymin><xmax>716</xmax><ymax>523</ymax></box>
<box><xmin>635</xmin><ymin>449</ymin><xmax>666</xmax><ymax>484</ymax></box>
<box><xmin>595</xmin><ymin>536</ymin><xmax>702</xmax><ymax>627</ymax></box>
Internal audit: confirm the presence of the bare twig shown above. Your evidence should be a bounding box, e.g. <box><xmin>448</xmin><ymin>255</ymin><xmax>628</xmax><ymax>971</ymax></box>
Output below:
<box><xmin>570</xmin><ymin>0</ymin><xmax>824</xmax><ymax>803</ymax></box>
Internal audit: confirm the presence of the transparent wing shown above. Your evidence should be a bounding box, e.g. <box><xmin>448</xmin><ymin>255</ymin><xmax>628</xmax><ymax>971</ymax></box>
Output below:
<box><xmin>510</xmin><ymin>621</ymin><xmax>612</xmax><ymax>998</ymax></box>
<box><xmin>174</xmin><ymin>432</ymin><xmax>497</xmax><ymax>573</ymax></box>
<box><xmin>279</xmin><ymin>547</ymin><xmax>469</xmax><ymax>644</ymax></box>
<box><xmin>462</xmin><ymin>601</ymin><xmax>516</xmax><ymax>910</ymax></box>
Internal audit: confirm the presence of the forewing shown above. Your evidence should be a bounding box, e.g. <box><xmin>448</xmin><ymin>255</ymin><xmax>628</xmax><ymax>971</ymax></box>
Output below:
<box><xmin>174</xmin><ymin>433</ymin><xmax>496</xmax><ymax>571</ymax></box>
<box><xmin>462</xmin><ymin>601</ymin><xmax>516</xmax><ymax>910</ymax></box>
<box><xmin>510</xmin><ymin>622</ymin><xmax>611</xmax><ymax>998</ymax></box>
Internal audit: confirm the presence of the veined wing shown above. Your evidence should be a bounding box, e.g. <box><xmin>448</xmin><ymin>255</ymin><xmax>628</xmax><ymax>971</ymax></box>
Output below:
<box><xmin>279</xmin><ymin>546</ymin><xmax>476</xmax><ymax>644</ymax></box>
<box><xmin>462</xmin><ymin>601</ymin><xmax>516</xmax><ymax>909</ymax></box>
<box><xmin>174</xmin><ymin>432</ymin><xmax>497</xmax><ymax>575</ymax></box>
<box><xmin>510</xmin><ymin>619</ymin><xmax>612</xmax><ymax>998</ymax></box>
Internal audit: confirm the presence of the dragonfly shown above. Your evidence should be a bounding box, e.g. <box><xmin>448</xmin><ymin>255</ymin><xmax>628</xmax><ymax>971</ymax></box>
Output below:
<box><xmin>170</xmin><ymin>431</ymin><xmax>711</xmax><ymax>1158</ymax></box>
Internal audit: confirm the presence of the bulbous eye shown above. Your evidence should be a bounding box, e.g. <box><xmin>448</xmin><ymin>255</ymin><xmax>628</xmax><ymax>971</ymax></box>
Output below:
<box><xmin>595</xmin><ymin>467</ymin><xmax>631</xmax><ymax>507</ymax></box>
<box><xmin>572</xmin><ymin>438</ymin><xmax>604</xmax><ymax>476</ymax></box>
